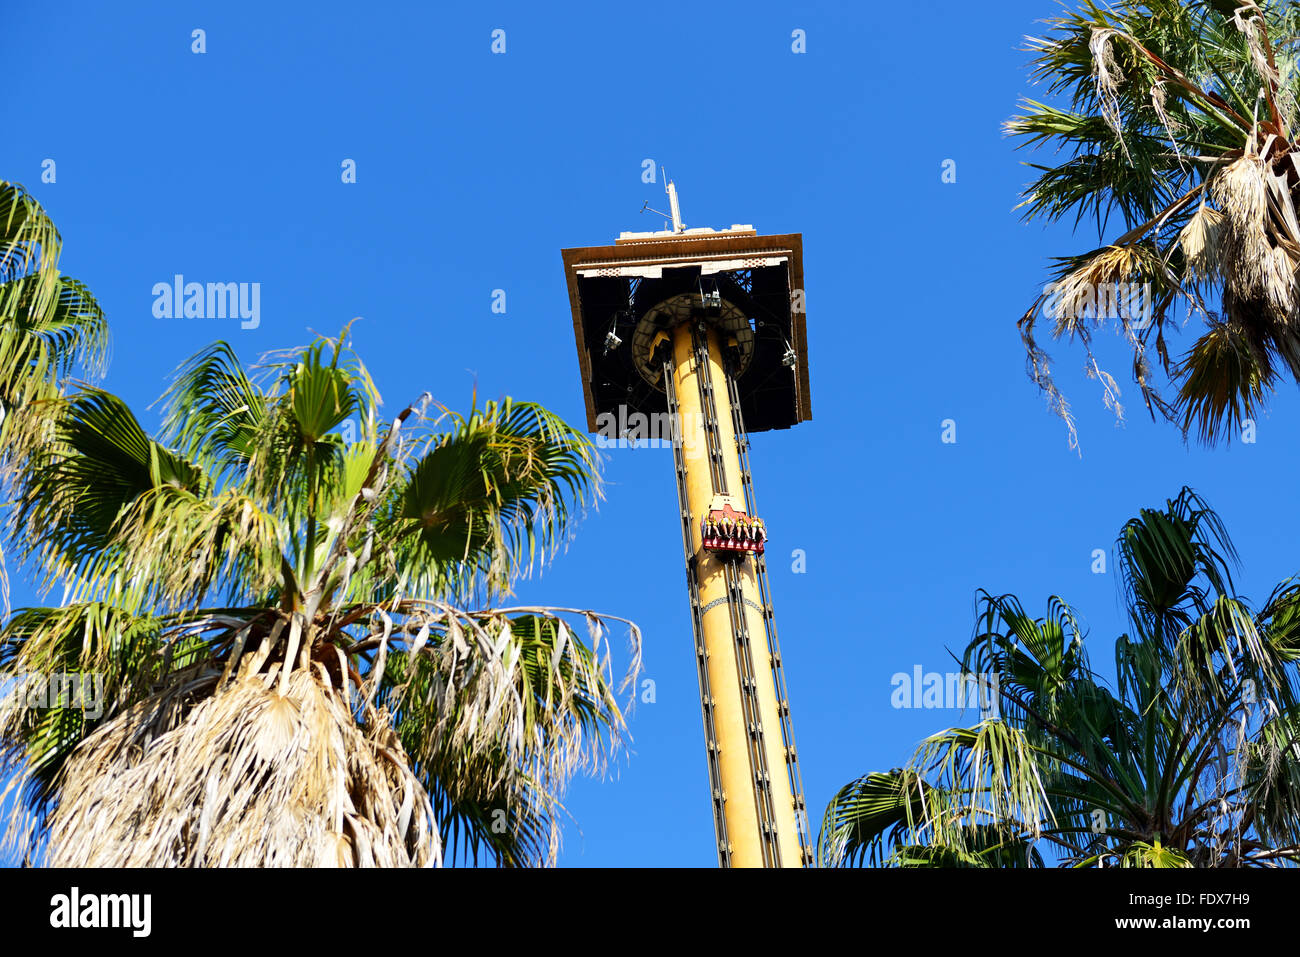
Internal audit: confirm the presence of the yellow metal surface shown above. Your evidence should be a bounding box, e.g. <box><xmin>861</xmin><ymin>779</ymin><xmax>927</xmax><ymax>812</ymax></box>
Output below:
<box><xmin>670</xmin><ymin>322</ymin><xmax>803</xmax><ymax>867</ymax></box>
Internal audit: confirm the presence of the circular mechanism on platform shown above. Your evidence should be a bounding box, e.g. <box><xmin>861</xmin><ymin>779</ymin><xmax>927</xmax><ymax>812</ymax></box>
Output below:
<box><xmin>630</xmin><ymin>293</ymin><xmax>755</xmax><ymax>391</ymax></box>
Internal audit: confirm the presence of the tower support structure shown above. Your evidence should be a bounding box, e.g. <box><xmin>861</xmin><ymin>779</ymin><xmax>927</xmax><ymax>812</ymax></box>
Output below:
<box><xmin>665</xmin><ymin>322</ymin><xmax>811</xmax><ymax>867</ymax></box>
<box><xmin>562</xmin><ymin>199</ymin><xmax>813</xmax><ymax>867</ymax></box>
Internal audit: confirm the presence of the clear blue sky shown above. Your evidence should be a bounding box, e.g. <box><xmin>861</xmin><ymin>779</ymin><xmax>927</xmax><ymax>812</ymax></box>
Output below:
<box><xmin>4</xmin><ymin>0</ymin><xmax>1299</xmax><ymax>867</ymax></box>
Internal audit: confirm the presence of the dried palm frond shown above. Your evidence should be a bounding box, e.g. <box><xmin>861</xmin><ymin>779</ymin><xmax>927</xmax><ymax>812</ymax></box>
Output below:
<box><xmin>1089</xmin><ymin>27</ymin><xmax>1130</xmax><ymax>156</ymax></box>
<box><xmin>1021</xmin><ymin>239</ymin><xmax>1178</xmax><ymax>441</ymax></box>
<box><xmin>374</xmin><ymin>603</ymin><xmax>641</xmax><ymax>866</ymax></box>
<box><xmin>1046</xmin><ymin>244</ymin><xmax>1160</xmax><ymax>336</ymax></box>
<box><xmin>1010</xmin><ymin>0</ymin><xmax>1300</xmax><ymax>447</ymax></box>
<box><xmin>44</xmin><ymin>669</ymin><xmax>440</xmax><ymax>867</ymax></box>
<box><xmin>1179</xmin><ymin>202</ymin><xmax>1226</xmax><ymax>286</ymax></box>
<box><xmin>1211</xmin><ymin>154</ymin><xmax>1292</xmax><ymax>316</ymax></box>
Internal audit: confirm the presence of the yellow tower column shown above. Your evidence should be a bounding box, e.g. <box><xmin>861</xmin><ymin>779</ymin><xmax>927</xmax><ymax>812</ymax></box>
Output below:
<box><xmin>671</xmin><ymin>321</ymin><xmax>804</xmax><ymax>867</ymax></box>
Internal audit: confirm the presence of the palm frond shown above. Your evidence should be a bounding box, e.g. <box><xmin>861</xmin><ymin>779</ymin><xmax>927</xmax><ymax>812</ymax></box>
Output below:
<box><xmin>1010</xmin><ymin>0</ymin><xmax>1300</xmax><ymax>447</ymax></box>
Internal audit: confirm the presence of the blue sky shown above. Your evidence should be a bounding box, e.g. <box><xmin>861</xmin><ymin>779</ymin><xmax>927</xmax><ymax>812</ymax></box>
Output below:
<box><xmin>4</xmin><ymin>0</ymin><xmax>1300</xmax><ymax>867</ymax></box>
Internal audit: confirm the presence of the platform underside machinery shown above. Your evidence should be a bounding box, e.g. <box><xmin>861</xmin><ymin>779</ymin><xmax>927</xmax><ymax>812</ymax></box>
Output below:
<box><xmin>563</xmin><ymin>218</ymin><xmax>813</xmax><ymax>867</ymax></box>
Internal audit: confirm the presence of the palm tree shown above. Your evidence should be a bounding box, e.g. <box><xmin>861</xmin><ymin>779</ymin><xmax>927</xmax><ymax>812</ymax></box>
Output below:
<box><xmin>820</xmin><ymin>488</ymin><xmax>1300</xmax><ymax>867</ymax></box>
<box><xmin>0</xmin><ymin>181</ymin><xmax>107</xmax><ymax>612</ymax></box>
<box><xmin>0</xmin><ymin>328</ymin><xmax>640</xmax><ymax>866</ymax></box>
<box><xmin>1009</xmin><ymin>0</ymin><xmax>1300</xmax><ymax>447</ymax></box>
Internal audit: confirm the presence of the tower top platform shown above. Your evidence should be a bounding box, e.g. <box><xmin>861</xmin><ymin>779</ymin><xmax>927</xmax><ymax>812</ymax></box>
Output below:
<box><xmin>561</xmin><ymin>228</ymin><xmax>812</xmax><ymax>435</ymax></box>
<box><xmin>614</xmin><ymin>225</ymin><xmax>756</xmax><ymax>243</ymax></box>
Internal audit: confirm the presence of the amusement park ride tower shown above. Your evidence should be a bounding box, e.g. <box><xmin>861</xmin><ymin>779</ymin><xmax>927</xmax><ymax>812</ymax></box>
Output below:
<box><xmin>561</xmin><ymin>182</ymin><xmax>814</xmax><ymax>867</ymax></box>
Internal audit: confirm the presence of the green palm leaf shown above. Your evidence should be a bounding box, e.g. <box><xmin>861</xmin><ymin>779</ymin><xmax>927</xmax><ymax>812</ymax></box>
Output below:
<box><xmin>823</xmin><ymin>486</ymin><xmax>1300</xmax><ymax>868</ymax></box>
<box><xmin>1</xmin><ymin>327</ymin><xmax>639</xmax><ymax>867</ymax></box>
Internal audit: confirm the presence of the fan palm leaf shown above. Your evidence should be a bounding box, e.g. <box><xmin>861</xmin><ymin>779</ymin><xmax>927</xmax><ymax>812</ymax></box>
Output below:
<box><xmin>0</xmin><ymin>328</ymin><xmax>640</xmax><ymax>867</ymax></box>
<box><xmin>821</xmin><ymin>487</ymin><xmax>1300</xmax><ymax>867</ymax></box>
<box><xmin>1009</xmin><ymin>0</ymin><xmax>1300</xmax><ymax>447</ymax></box>
<box><xmin>0</xmin><ymin>181</ymin><xmax>107</xmax><ymax>615</ymax></box>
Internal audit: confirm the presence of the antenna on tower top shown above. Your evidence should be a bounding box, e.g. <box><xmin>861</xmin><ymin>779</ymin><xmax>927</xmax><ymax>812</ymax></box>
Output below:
<box><xmin>665</xmin><ymin>177</ymin><xmax>684</xmax><ymax>233</ymax></box>
<box><xmin>638</xmin><ymin>171</ymin><xmax>687</xmax><ymax>233</ymax></box>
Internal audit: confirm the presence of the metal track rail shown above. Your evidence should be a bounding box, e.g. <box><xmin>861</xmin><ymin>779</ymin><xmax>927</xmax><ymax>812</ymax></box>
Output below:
<box><xmin>721</xmin><ymin>558</ymin><xmax>783</xmax><ymax>867</ymax></box>
<box><xmin>692</xmin><ymin>325</ymin><xmax>730</xmax><ymax>496</ymax></box>
<box><xmin>664</xmin><ymin>358</ymin><xmax>730</xmax><ymax>867</ymax></box>
<box><xmin>687</xmin><ymin>330</ymin><xmax>784</xmax><ymax>867</ymax></box>
<box><xmin>726</xmin><ymin>366</ymin><xmax>816</xmax><ymax>866</ymax></box>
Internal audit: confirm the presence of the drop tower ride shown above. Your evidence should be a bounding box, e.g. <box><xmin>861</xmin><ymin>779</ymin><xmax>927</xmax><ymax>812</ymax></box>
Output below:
<box><xmin>561</xmin><ymin>183</ymin><xmax>813</xmax><ymax>867</ymax></box>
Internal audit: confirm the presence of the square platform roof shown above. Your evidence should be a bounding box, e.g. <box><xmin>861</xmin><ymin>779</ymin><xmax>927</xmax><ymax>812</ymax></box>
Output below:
<box><xmin>561</xmin><ymin>229</ymin><xmax>812</xmax><ymax>435</ymax></box>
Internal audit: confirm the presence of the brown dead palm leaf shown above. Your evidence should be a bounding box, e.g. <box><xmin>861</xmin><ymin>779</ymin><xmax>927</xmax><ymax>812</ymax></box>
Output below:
<box><xmin>45</xmin><ymin>668</ymin><xmax>439</xmax><ymax>867</ymax></box>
